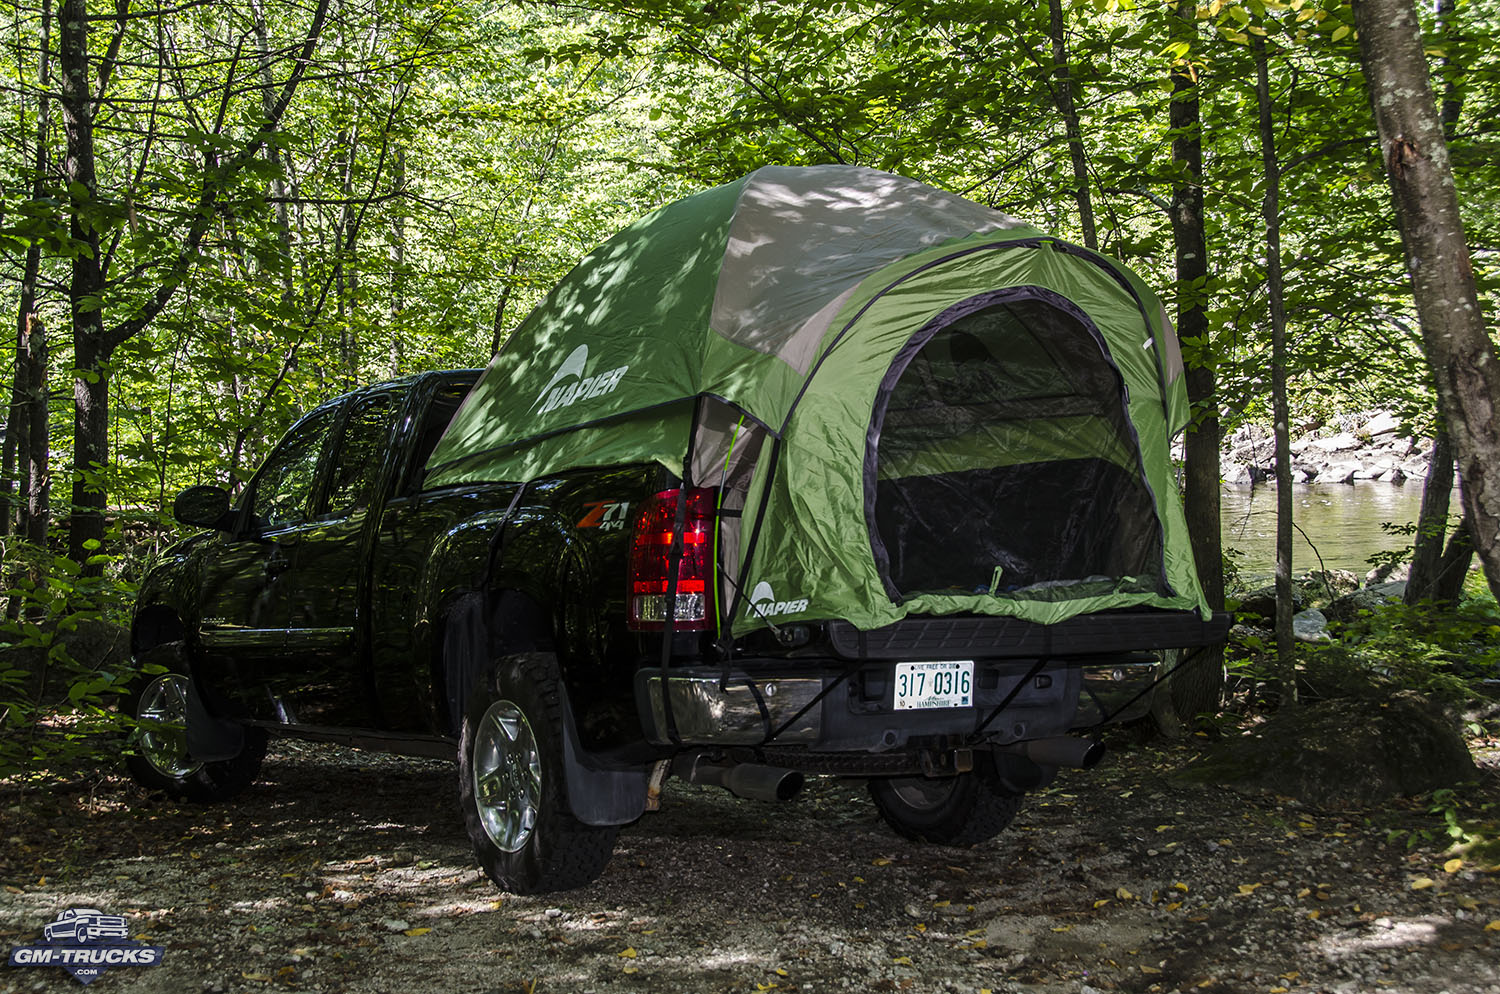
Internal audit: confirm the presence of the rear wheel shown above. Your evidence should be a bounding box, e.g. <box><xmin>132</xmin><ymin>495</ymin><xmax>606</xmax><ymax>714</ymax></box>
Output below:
<box><xmin>458</xmin><ymin>651</ymin><xmax>617</xmax><ymax>893</ymax></box>
<box><xmin>868</xmin><ymin>757</ymin><xmax>1022</xmax><ymax>846</ymax></box>
<box><xmin>123</xmin><ymin>647</ymin><xmax>265</xmax><ymax>802</ymax></box>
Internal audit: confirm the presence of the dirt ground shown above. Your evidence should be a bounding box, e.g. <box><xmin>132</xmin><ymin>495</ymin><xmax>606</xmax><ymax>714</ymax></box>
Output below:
<box><xmin>3</xmin><ymin>731</ymin><xmax>1499</xmax><ymax>994</ymax></box>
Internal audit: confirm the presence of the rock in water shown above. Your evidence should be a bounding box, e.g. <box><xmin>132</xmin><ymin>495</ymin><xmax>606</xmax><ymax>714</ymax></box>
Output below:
<box><xmin>1181</xmin><ymin>693</ymin><xmax>1476</xmax><ymax>806</ymax></box>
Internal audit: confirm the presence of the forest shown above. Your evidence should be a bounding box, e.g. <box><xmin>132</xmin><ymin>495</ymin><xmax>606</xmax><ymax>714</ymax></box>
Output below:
<box><xmin>1</xmin><ymin>0</ymin><xmax>1499</xmax><ymax>771</ymax></box>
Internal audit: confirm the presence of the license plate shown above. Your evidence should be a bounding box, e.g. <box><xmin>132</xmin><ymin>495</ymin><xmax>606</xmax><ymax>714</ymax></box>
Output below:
<box><xmin>893</xmin><ymin>661</ymin><xmax>974</xmax><ymax>710</ymax></box>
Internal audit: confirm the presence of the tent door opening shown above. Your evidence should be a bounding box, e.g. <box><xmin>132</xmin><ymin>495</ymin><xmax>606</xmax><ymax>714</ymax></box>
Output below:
<box><xmin>865</xmin><ymin>287</ymin><xmax>1168</xmax><ymax>604</ymax></box>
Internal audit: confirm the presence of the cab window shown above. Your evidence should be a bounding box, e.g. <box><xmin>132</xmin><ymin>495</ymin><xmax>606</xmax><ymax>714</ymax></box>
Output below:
<box><xmin>248</xmin><ymin>405</ymin><xmax>339</xmax><ymax>528</ymax></box>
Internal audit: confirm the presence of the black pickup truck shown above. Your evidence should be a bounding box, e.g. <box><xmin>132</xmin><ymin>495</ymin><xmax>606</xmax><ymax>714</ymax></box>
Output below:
<box><xmin>128</xmin><ymin>166</ymin><xmax>1229</xmax><ymax>894</ymax></box>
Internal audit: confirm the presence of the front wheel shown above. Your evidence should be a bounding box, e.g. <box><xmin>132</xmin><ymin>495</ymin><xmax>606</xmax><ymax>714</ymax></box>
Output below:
<box><xmin>123</xmin><ymin>649</ymin><xmax>265</xmax><ymax>803</ymax></box>
<box><xmin>458</xmin><ymin>652</ymin><xmax>617</xmax><ymax>894</ymax></box>
<box><xmin>868</xmin><ymin>756</ymin><xmax>1022</xmax><ymax>846</ymax></box>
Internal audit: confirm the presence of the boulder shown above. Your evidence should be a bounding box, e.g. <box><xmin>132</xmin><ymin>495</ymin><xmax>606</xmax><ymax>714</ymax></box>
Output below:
<box><xmin>1365</xmin><ymin>562</ymin><xmax>1411</xmax><ymax>585</ymax></box>
<box><xmin>1235</xmin><ymin>583</ymin><xmax>1306</xmax><ymax>620</ymax></box>
<box><xmin>1293</xmin><ymin>608</ymin><xmax>1330</xmax><ymax>642</ymax></box>
<box><xmin>1326</xmin><ymin>581</ymin><xmax>1407</xmax><ymax>623</ymax></box>
<box><xmin>1305</xmin><ymin>569</ymin><xmax>1360</xmax><ymax>600</ymax></box>
<box><xmin>1321</xmin><ymin>460</ymin><xmax>1362</xmax><ymax>484</ymax></box>
<box><xmin>1359</xmin><ymin>411</ymin><xmax>1402</xmax><ymax>438</ymax></box>
<box><xmin>1180</xmin><ymin>693</ymin><xmax>1476</xmax><ymax>807</ymax></box>
<box><xmin>1308</xmin><ymin>432</ymin><xmax>1360</xmax><ymax>453</ymax></box>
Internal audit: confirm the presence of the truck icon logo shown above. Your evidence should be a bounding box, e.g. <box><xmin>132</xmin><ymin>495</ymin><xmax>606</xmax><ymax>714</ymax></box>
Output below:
<box><xmin>42</xmin><ymin>909</ymin><xmax>130</xmax><ymax>943</ymax></box>
<box><xmin>9</xmin><ymin>907</ymin><xmax>164</xmax><ymax>985</ymax></box>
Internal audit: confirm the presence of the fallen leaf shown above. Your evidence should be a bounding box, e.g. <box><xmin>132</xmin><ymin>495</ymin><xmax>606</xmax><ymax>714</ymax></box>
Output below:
<box><xmin>775</xmin><ymin>968</ymin><xmax>788</xmax><ymax>977</ymax></box>
<box><xmin>1444</xmin><ymin>858</ymin><xmax>1464</xmax><ymax>874</ymax></box>
<box><xmin>1485</xmin><ymin>920</ymin><xmax>1500</xmax><ymax>932</ymax></box>
<box><xmin>892</xmin><ymin>956</ymin><xmax>913</xmax><ymax>965</ymax></box>
<box><xmin>873</xmin><ymin>858</ymin><xmax>893</xmax><ymax>866</ymax></box>
<box><xmin>1280</xmin><ymin>972</ymin><xmax>1300</xmax><ymax>981</ymax></box>
<box><xmin>1165</xmin><ymin>902</ymin><xmax>1182</xmax><ymax>912</ymax></box>
<box><xmin>1307</xmin><ymin>911</ymin><xmax>1321</xmax><ymax>920</ymax></box>
<box><xmin>618</xmin><ymin>947</ymin><xmax>638</xmax><ymax>959</ymax></box>
<box><xmin>2</xmin><ymin>886</ymin><xmax>21</xmax><ymax>895</ymax></box>
<box><xmin>1296</xmin><ymin>888</ymin><xmax>1312</xmax><ymax>898</ymax></box>
<box><xmin>1051</xmin><ymin>925</ymin><xmax>1073</xmax><ymax>933</ymax></box>
<box><xmin>622</xmin><ymin>965</ymin><xmax>639</xmax><ymax>974</ymax></box>
<box><xmin>1141</xmin><ymin>965</ymin><xmax>1162</xmax><ymax>975</ymax></box>
<box><xmin>1093</xmin><ymin>899</ymin><xmax>1111</xmax><ymax>909</ymax></box>
<box><xmin>755</xmin><ymin>984</ymin><xmax>778</xmax><ymax>991</ymax></box>
<box><xmin>403</xmin><ymin>927</ymin><xmax>431</xmax><ymax>937</ymax></box>
<box><xmin>1172</xmin><ymin>882</ymin><xmax>1189</xmax><ymax>893</ymax></box>
<box><xmin>1270</xmin><ymin>987</ymin><xmax>1288</xmax><ymax>993</ymax></box>
<box><xmin>1116</xmin><ymin>887</ymin><xmax>1134</xmax><ymax>900</ymax></box>
<box><xmin>932</xmin><ymin>900</ymin><xmax>950</xmax><ymax>908</ymax></box>
<box><xmin>1238</xmin><ymin>883</ymin><xmax>1262</xmax><ymax>895</ymax></box>
<box><xmin>1411</xmin><ymin>877</ymin><xmax>1436</xmax><ymax>891</ymax></box>
<box><xmin>965</xmin><ymin>939</ymin><xmax>988</xmax><ymax>949</ymax></box>
<box><xmin>240</xmin><ymin>973</ymin><xmax>271</xmax><ymax>983</ymax></box>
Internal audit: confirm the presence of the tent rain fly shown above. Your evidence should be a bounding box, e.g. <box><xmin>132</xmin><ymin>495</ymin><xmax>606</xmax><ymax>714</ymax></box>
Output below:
<box><xmin>425</xmin><ymin>165</ymin><xmax>1209</xmax><ymax>636</ymax></box>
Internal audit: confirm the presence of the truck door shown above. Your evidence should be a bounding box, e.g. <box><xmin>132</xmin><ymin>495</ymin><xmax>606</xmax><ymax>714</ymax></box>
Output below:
<box><xmin>265</xmin><ymin>389</ymin><xmax>401</xmax><ymax>727</ymax></box>
<box><xmin>195</xmin><ymin>402</ymin><xmax>341</xmax><ymax>717</ymax></box>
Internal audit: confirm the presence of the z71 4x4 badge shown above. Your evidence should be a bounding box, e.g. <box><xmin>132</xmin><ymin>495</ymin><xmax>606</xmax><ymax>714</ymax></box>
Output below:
<box><xmin>577</xmin><ymin>500</ymin><xmax>630</xmax><ymax>532</ymax></box>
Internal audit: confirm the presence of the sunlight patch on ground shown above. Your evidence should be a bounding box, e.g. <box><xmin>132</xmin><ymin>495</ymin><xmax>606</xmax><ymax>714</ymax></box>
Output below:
<box><xmin>1313</xmin><ymin>914</ymin><xmax>1447</xmax><ymax>958</ymax></box>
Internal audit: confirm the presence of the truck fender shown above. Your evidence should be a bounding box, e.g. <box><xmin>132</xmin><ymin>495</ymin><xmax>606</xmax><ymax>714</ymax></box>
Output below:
<box><xmin>441</xmin><ymin>593</ymin><xmax>647</xmax><ymax>825</ymax></box>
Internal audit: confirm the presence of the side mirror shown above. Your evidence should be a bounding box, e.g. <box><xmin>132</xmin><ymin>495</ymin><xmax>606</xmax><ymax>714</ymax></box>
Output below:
<box><xmin>173</xmin><ymin>485</ymin><xmax>232</xmax><ymax>529</ymax></box>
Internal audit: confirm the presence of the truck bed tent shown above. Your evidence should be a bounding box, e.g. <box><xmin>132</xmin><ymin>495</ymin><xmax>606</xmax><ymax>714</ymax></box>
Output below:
<box><xmin>425</xmin><ymin>165</ymin><xmax>1209</xmax><ymax>633</ymax></box>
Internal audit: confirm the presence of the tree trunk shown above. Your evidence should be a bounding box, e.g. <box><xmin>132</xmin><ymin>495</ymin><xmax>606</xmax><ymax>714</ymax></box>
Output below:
<box><xmin>1429</xmin><ymin>520</ymin><xmax>1474</xmax><ymax>603</ymax></box>
<box><xmin>1406</xmin><ymin>431</ymin><xmax>1455</xmax><ymax>601</ymax></box>
<box><xmin>1352</xmin><ymin>0</ymin><xmax>1500</xmax><ymax>606</ymax></box>
<box><xmin>1402</xmin><ymin>0</ymin><xmax>1465</xmax><ymax>604</ymax></box>
<box><xmin>22</xmin><ymin>313</ymin><xmax>49</xmax><ymax>548</ymax></box>
<box><xmin>1046</xmin><ymin>0</ymin><xmax>1097</xmax><ymax>251</ymax></box>
<box><xmin>60</xmin><ymin>0</ymin><xmax>110</xmax><ymax>569</ymax></box>
<box><xmin>1254</xmin><ymin>36</ymin><xmax>1297</xmax><ymax>705</ymax></box>
<box><xmin>1166</xmin><ymin>0</ymin><xmax>1223</xmax><ymax>724</ymax></box>
<box><xmin>4</xmin><ymin>0</ymin><xmax>50</xmax><ymax>541</ymax></box>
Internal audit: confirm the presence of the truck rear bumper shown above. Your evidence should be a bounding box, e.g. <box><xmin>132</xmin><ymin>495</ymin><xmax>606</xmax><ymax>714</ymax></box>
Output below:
<box><xmin>636</xmin><ymin>656</ymin><xmax>1157</xmax><ymax>750</ymax></box>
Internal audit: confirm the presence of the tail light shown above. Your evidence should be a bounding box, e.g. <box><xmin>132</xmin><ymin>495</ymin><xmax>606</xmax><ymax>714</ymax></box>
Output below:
<box><xmin>627</xmin><ymin>487</ymin><xmax>717</xmax><ymax>631</ymax></box>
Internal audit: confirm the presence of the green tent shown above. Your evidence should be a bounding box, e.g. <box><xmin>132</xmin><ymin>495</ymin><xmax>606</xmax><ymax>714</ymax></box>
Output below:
<box><xmin>426</xmin><ymin>165</ymin><xmax>1210</xmax><ymax>633</ymax></box>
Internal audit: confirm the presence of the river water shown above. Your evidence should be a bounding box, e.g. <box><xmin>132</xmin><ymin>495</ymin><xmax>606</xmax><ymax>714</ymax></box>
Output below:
<box><xmin>1219</xmin><ymin>482</ymin><xmax>1439</xmax><ymax>583</ymax></box>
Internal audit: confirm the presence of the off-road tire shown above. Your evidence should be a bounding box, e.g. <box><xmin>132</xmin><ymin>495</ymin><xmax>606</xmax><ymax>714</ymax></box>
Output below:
<box><xmin>458</xmin><ymin>651</ymin><xmax>618</xmax><ymax>894</ymax></box>
<box><xmin>123</xmin><ymin>645</ymin><xmax>266</xmax><ymax>803</ymax></box>
<box><xmin>868</xmin><ymin>755</ymin><xmax>1023</xmax><ymax>846</ymax></box>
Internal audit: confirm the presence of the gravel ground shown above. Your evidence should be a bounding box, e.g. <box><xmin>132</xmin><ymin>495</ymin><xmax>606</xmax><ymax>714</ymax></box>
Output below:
<box><xmin>3</xmin><ymin>732</ymin><xmax>1499</xmax><ymax>994</ymax></box>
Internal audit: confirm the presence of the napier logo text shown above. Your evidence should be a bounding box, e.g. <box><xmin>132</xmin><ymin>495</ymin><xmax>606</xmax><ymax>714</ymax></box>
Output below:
<box><xmin>533</xmin><ymin>344</ymin><xmax>628</xmax><ymax>415</ymax></box>
<box><xmin>8</xmin><ymin>908</ymin><xmax>165</xmax><ymax>985</ymax></box>
<box><xmin>746</xmin><ymin>581</ymin><xmax>809</xmax><ymax>620</ymax></box>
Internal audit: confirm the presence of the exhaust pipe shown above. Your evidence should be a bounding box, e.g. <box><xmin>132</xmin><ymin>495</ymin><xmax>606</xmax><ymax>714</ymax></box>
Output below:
<box><xmin>999</xmin><ymin>736</ymin><xmax>1106</xmax><ymax>769</ymax></box>
<box><xmin>683</xmin><ymin>758</ymin><xmax>804</xmax><ymax>802</ymax></box>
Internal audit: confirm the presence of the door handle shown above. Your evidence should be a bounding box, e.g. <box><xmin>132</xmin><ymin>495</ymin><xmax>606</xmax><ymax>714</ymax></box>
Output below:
<box><xmin>265</xmin><ymin>545</ymin><xmax>295</xmax><ymax>578</ymax></box>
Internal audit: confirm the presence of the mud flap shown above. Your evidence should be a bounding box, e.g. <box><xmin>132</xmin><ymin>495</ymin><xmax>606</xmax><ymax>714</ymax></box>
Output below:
<box><xmin>557</xmin><ymin>687</ymin><xmax>650</xmax><ymax>826</ymax></box>
<box><xmin>186</xmin><ymin>678</ymin><xmax>245</xmax><ymax>762</ymax></box>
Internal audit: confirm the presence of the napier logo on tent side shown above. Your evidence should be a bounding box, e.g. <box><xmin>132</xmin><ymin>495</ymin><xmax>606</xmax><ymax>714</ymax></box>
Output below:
<box><xmin>533</xmin><ymin>344</ymin><xmax>629</xmax><ymax>415</ymax></box>
<box><xmin>746</xmin><ymin>581</ymin><xmax>809</xmax><ymax>620</ymax></box>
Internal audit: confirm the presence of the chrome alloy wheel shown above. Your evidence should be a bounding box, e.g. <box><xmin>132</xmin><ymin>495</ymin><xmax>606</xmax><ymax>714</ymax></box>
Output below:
<box><xmin>134</xmin><ymin>674</ymin><xmax>203</xmax><ymax>779</ymax></box>
<box><xmin>471</xmin><ymin>700</ymin><xmax>542</xmax><ymax>853</ymax></box>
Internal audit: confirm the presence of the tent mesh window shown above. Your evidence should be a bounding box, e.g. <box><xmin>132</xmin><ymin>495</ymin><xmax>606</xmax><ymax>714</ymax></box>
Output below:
<box><xmin>868</xmin><ymin>292</ymin><xmax>1166</xmax><ymax>602</ymax></box>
